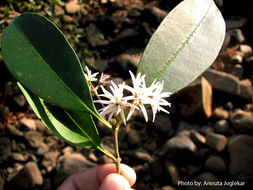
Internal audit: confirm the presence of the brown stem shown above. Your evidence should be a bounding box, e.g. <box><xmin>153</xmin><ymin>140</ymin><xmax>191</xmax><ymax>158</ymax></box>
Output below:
<box><xmin>103</xmin><ymin>149</ymin><xmax>117</xmax><ymax>163</ymax></box>
<box><xmin>113</xmin><ymin>125</ymin><xmax>121</xmax><ymax>174</ymax></box>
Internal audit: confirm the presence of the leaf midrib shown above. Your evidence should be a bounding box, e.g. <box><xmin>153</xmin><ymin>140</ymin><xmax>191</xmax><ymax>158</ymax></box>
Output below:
<box><xmin>13</xmin><ymin>20</ymin><xmax>97</xmax><ymax>117</ymax></box>
<box><xmin>154</xmin><ymin>0</ymin><xmax>212</xmax><ymax>81</ymax></box>
<box><xmin>65</xmin><ymin>110</ymin><xmax>102</xmax><ymax>149</ymax></box>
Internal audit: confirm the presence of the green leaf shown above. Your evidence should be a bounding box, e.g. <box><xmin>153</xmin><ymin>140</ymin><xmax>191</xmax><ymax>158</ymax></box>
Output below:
<box><xmin>1</xmin><ymin>13</ymin><xmax>111</xmax><ymax>129</ymax></box>
<box><xmin>18</xmin><ymin>82</ymin><xmax>106</xmax><ymax>152</ymax></box>
<box><xmin>137</xmin><ymin>0</ymin><xmax>225</xmax><ymax>94</ymax></box>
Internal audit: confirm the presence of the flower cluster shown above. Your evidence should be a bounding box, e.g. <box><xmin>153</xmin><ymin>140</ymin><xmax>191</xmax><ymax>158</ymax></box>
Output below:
<box><xmin>95</xmin><ymin>71</ymin><xmax>171</xmax><ymax>125</ymax></box>
<box><xmin>84</xmin><ymin>66</ymin><xmax>111</xmax><ymax>92</ymax></box>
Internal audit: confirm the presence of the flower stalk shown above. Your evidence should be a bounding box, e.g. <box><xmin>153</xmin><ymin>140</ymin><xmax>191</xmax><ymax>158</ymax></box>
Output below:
<box><xmin>113</xmin><ymin>124</ymin><xmax>121</xmax><ymax>174</ymax></box>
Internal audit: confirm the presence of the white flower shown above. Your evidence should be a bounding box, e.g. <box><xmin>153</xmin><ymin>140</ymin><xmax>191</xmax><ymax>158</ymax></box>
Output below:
<box><xmin>124</xmin><ymin>71</ymin><xmax>171</xmax><ymax>122</ymax></box>
<box><xmin>95</xmin><ymin>71</ymin><xmax>171</xmax><ymax>125</ymax></box>
<box><xmin>99</xmin><ymin>73</ymin><xmax>111</xmax><ymax>85</ymax></box>
<box><xmin>123</xmin><ymin>71</ymin><xmax>149</xmax><ymax>122</ymax></box>
<box><xmin>84</xmin><ymin>66</ymin><xmax>99</xmax><ymax>82</ymax></box>
<box><xmin>94</xmin><ymin>81</ymin><xmax>136</xmax><ymax>125</ymax></box>
<box><xmin>147</xmin><ymin>81</ymin><xmax>171</xmax><ymax>122</ymax></box>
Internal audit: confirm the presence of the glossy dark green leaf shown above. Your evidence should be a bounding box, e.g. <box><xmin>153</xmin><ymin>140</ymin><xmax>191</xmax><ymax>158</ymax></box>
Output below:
<box><xmin>1</xmin><ymin>13</ymin><xmax>111</xmax><ymax>128</ymax></box>
<box><xmin>18</xmin><ymin>82</ymin><xmax>106</xmax><ymax>152</ymax></box>
<box><xmin>137</xmin><ymin>0</ymin><xmax>225</xmax><ymax>94</ymax></box>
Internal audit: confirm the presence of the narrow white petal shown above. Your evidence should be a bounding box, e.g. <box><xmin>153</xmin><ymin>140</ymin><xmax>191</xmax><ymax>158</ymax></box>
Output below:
<box><xmin>151</xmin><ymin>106</ymin><xmax>157</xmax><ymax>122</ymax></box>
<box><xmin>108</xmin><ymin>111</ymin><xmax>114</xmax><ymax>122</ymax></box>
<box><xmin>94</xmin><ymin>100</ymin><xmax>111</xmax><ymax>104</ymax></box>
<box><xmin>158</xmin><ymin>106</ymin><xmax>170</xmax><ymax>114</ymax></box>
<box><xmin>123</xmin><ymin>95</ymin><xmax>135</xmax><ymax>101</ymax></box>
<box><xmin>140</xmin><ymin>104</ymin><xmax>148</xmax><ymax>122</ymax></box>
<box><xmin>100</xmin><ymin>86</ymin><xmax>113</xmax><ymax>98</ymax></box>
<box><xmin>120</xmin><ymin>107</ymin><xmax>126</xmax><ymax>125</ymax></box>
<box><xmin>127</xmin><ymin>107</ymin><xmax>136</xmax><ymax>121</ymax></box>
<box><xmin>116</xmin><ymin>105</ymin><xmax>121</xmax><ymax>115</ymax></box>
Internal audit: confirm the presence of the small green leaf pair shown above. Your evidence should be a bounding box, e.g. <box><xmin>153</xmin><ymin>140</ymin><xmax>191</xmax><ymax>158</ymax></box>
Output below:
<box><xmin>1</xmin><ymin>0</ymin><xmax>225</xmax><ymax>152</ymax></box>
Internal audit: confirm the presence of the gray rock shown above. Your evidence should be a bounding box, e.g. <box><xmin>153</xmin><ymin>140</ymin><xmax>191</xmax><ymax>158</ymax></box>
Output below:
<box><xmin>213</xmin><ymin>107</ymin><xmax>229</xmax><ymax>120</ymax></box>
<box><xmin>214</xmin><ymin>119</ymin><xmax>230</xmax><ymax>134</ymax></box>
<box><xmin>150</xmin><ymin>159</ymin><xmax>164</xmax><ymax>177</ymax></box>
<box><xmin>93</xmin><ymin>59</ymin><xmax>109</xmax><ymax>72</ymax></box>
<box><xmin>177</xmin><ymin>130</ymin><xmax>191</xmax><ymax>138</ymax></box>
<box><xmin>24</xmin><ymin>131</ymin><xmax>43</xmax><ymax>148</ymax></box>
<box><xmin>110</xmin><ymin>0</ymin><xmax>124</xmax><ymax>8</ymax></box>
<box><xmin>145</xmin><ymin>139</ymin><xmax>157</xmax><ymax>151</ymax></box>
<box><xmin>13</xmin><ymin>94</ymin><xmax>26</xmax><ymax>107</ymax></box>
<box><xmin>206</xmin><ymin>133</ymin><xmax>227</xmax><ymax>152</ymax></box>
<box><xmin>239</xmin><ymin>44</ymin><xmax>252</xmax><ymax>58</ymax></box>
<box><xmin>6</xmin><ymin>124</ymin><xmax>23</xmax><ymax>136</ymax></box>
<box><xmin>226</xmin><ymin>16</ymin><xmax>247</xmax><ymax>30</ymax></box>
<box><xmin>231</xmin><ymin>64</ymin><xmax>244</xmax><ymax>79</ymax></box>
<box><xmin>185</xmin><ymin>165</ymin><xmax>201</xmax><ymax>177</ymax></box>
<box><xmin>200</xmin><ymin>125</ymin><xmax>214</xmax><ymax>135</ymax></box>
<box><xmin>54</xmin><ymin>5</ymin><xmax>65</xmax><ymax>16</ymax></box>
<box><xmin>118</xmin><ymin>125</ymin><xmax>129</xmax><ymax>141</ymax></box>
<box><xmin>204</xmin><ymin>69</ymin><xmax>252</xmax><ymax>100</ymax></box>
<box><xmin>190</xmin><ymin>131</ymin><xmax>206</xmax><ymax>145</ymax></box>
<box><xmin>11</xmin><ymin>162</ymin><xmax>43</xmax><ymax>189</ymax></box>
<box><xmin>162</xmin><ymin>135</ymin><xmax>197</xmax><ymax>163</ymax></box>
<box><xmin>97</xmin><ymin>15</ymin><xmax>119</xmax><ymax>36</ymax></box>
<box><xmin>41</xmin><ymin>178</ymin><xmax>52</xmax><ymax>190</ymax></box>
<box><xmin>0</xmin><ymin>106</ymin><xmax>9</xmax><ymax>118</ymax></box>
<box><xmin>177</xmin><ymin>121</ymin><xmax>201</xmax><ymax>134</ymax></box>
<box><xmin>10</xmin><ymin>152</ymin><xmax>27</xmax><ymax>162</ymax></box>
<box><xmin>224</xmin><ymin>101</ymin><xmax>234</xmax><ymax>111</ymax></box>
<box><xmin>0</xmin><ymin>137</ymin><xmax>11</xmax><ymax>163</ymax></box>
<box><xmin>231</xmin><ymin>50</ymin><xmax>243</xmax><ymax>64</ymax></box>
<box><xmin>203</xmin><ymin>69</ymin><xmax>240</xmax><ymax>96</ymax></box>
<box><xmin>246</xmin><ymin>55</ymin><xmax>253</xmax><ymax>69</ymax></box>
<box><xmin>87</xmin><ymin>152</ymin><xmax>98</xmax><ymax>163</ymax></box>
<box><xmin>35</xmin><ymin>120</ymin><xmax>47</xmax><ymax>132</ymax></box>
<box><xmin>14</xmin><ymin>142</ymin><xmax>26</xmax><ymax>152</ymax></box>
<box><xmin>42</xmin><ymin>151</ymin><xmax>60</xmax><ymax>172</ymax></box>
<box><xmin>65</xmin><ymin>0</ymin><xmax>82</xmax><ymax>14</ymax></box>
<box><xmin>45</xmin><ymin>136</ymin><xmax>59</xmax><ymax>148</ymax></box>
<box><xmin>63</xmin><ymin>15</ymin><xmax>73</xmax><ymax>23</ymax></box>
<box><xmin>133</xmin><ymin>163</ymin><xmax>149</xmax><ymax>174</ymax></box>
<box><xmin>114</xmin><ymin>28</ymin><xmax>140</xmax><ymax>49</ymax></box>
<box><xmin>228</xmin><ymin>29</ymin><xmax>245</xmax><ymax>44</ymax></box>
<box><xmin>114</xmin><ymin>53</ymin><xmax>141</xmax><ymax>69</ymax></box>
<box><xmin>133</xmin><ymin>148</ymin><xmax>153</xmax><ymax>163</ymax></box>
<box><xmin>229</xmin><ymin>109</ymin><xmax>253</xmax><ymax>134</ymax></box>
<box><xmin>20</xmin><ymin>118</ymin><xmax>36</xmax><ymax>130</ymax></box>
<box><xmin>238</xmin><ymin>79</ymin><xmax>253</xmax><ymax>100</ymax></box>
<box><xmin>228</xmin><ymin>135</ymin><xmax>253</xmax><ymax>180</ymax></box>
<box><xmin>86</xmin><ymin>23</ymin><xmax>107</xmax><ymax>48</ymax></box>
<box><xmin>142</xmin><ymin>6</ymin><xmax>167</xmax><ymax>27</ymax></box>
<box><xmin>141</xmin><ymin>22</ymin><xmax>153</xmax><ymax>38</ymax></box>
<box><xmin>127</xmin><ymin>8</ymin><xmax>141</xmax><ymax>18</ymax></box>
<box><xmin>155</xmin><ymin>114</ymin><xmax>173</xmax><ymax>134</ymax></box>
<box><xmin>165</xmin><ymin>160</ymin><xmax>180</xmax><ymax>186</ymax></box>
<box><xmin>204</xmin><ymin>156</ymin><xmax>226</xmax><ymax>172</ymax></box>
<box><xmin>127</xmin><ymin>128</ymin><xmax>141</xmax><ymax>145</ymax></box>
<box><xmin>160</xmin><ymin>186</ymin><xmax>177</xmax><ymax>190</ymax></box>
<box><xmin>55</xmin><ymin>153</ymin><xmax>96</xmax><ymax>186</ymax></box>
<box><xmin>0</xmin><ymin>171</ymin><xmax>4</xmax><ymax>190</ymax></box>
<box><xmin>37</xmin><ymin>143</ymin><xmax>49</xmax><ymax>156</ymax></box>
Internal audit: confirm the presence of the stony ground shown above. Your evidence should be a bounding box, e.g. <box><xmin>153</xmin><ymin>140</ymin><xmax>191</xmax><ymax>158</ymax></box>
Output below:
<box><xmin>0</xmin><ymin>0</ymin><xmax>253</xmax><ymax>189</ymax></box>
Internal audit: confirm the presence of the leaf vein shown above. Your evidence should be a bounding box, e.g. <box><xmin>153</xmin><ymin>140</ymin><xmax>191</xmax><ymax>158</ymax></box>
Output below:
<box><xmin>155</xmin><ymin>0</ymin><xmax>213</xmax><ymax>81</ymax></box>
